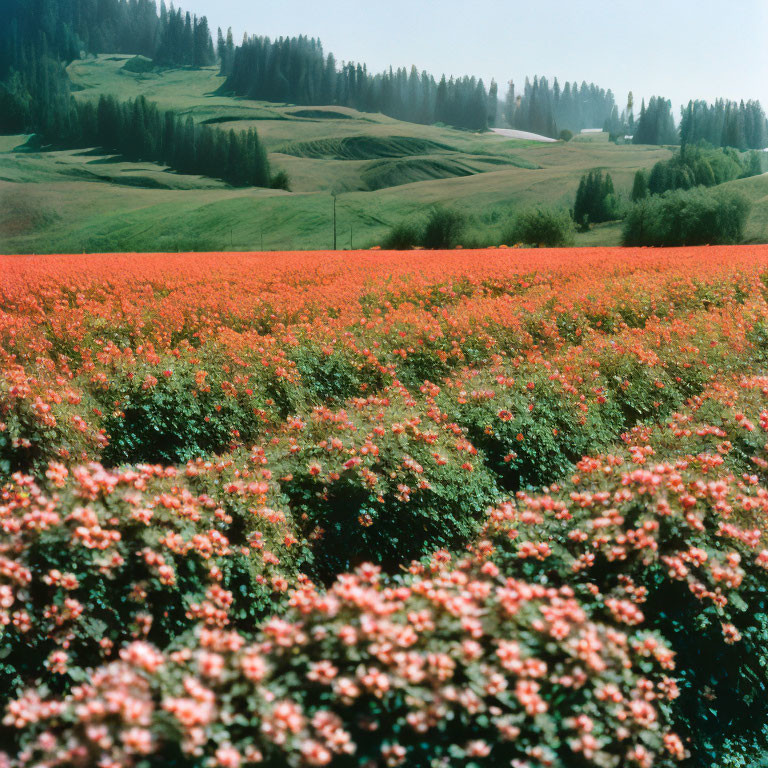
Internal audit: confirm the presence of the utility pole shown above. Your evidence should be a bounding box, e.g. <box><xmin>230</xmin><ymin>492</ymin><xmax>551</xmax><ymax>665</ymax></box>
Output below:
<box><xmin>332</xmin><ymin>193</ymin><xmax>337</xmax><ymax>251</ymax></box>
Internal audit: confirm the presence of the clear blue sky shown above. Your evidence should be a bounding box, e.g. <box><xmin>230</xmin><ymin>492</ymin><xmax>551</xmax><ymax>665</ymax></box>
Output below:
<box><xmin>179</xmin><ymin>0</ymin><xmax>768</xmax><ymax>115</ymax></box>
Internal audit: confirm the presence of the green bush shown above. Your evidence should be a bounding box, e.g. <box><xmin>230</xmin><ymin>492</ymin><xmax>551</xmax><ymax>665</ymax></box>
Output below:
<box><xmin>122</xmin><ymin>55</ymin><xmax>155</xmax><ymax>73</ymax></box>
<box><xmin>622</xmin><ymin>186</ymin><xmax>751</xmax><ymax>246</ymax></box>
<box><xmin>271</xmin><ymin>397</ymin><xmax>500</xmax><ymax>580</ymax></box>
<box><xmin>269</xmin><ymin>169</ymin><xmax>291</xmax><ymax>190</ymax></box>
<box><xmin>647</xmin><ymin>144</ymin><xmax>754</xmax><ymax>196</ymax></box>
<box><xmin>100</xmin><ymin>357</ymin><xmax>278</xmax><ymax>465</ymax></box>
<box><xmin>421</xmin><ymin>206</ymin><xmax>466</xmax><ymax>249</ymax></box>
<box><xmin>0</xmin><ymin>462</ymin><xmax>304</xmax><ymax>741</ymax></box>
<box><xmin>381</xmin><ymin>221</ymin><xmax>423</xmax><ymax>250</ymax></box>
<box><xmin>381</xmin><ymin>207</ymin><xmax>466</xmax><ymax>250</ymax></box>
<box><xmin>504</xmin><ymin>206</ymin><xmax>575</xmax><ymax>247</ymax></box>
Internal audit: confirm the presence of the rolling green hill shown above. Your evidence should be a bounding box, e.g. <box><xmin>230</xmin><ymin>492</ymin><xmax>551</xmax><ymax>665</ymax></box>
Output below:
<box><xmin>1</xmin><ymin>55</ymin><xmax>764</xmax><ymax>254</ymax></box>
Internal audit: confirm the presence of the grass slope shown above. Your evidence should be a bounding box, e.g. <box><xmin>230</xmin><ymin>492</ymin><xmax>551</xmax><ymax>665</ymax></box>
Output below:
<box><xmin>6</xmin><ymin>54</ymin><xmax>761</xmax><ymax>253</ymax></box>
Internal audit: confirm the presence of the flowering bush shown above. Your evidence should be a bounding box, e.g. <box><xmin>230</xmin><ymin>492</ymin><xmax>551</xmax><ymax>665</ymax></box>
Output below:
<box><xmin>3</xmin><ymin>246</ymin><xmax>768</xmax><ymax>765</ymax></box>
<box><xmin>476</xmin><ymin>375</ymin><xmax>768</xmax><ymax>764</ymax></box>
<box><xmin>8</xmin><ymin>558</ymin><xmax>685</xmax><ymax>768</ymax></box>
<box><xmin>0</xmin><ymin>459</ymin><xmax>306</xmax><ymax>738</ymax></box>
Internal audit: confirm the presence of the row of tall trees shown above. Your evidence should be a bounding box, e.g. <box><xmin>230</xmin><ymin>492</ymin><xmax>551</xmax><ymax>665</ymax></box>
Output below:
<box><xmin>224</xmin><ymin>35</ymin><xmax>494</xmax><ymax>131</ymax></box>
<box><xmin>632</xmin><ymin>97</ymin><xmax>678</xmax><ymax>145</ymax></box>
<box><xmin>503</xmin><ymin>77</ymin><xmax>618</xmax><ymax>137</ymax></box>
<box><xmin>156</xmin><ymin>4</ymin><xmax>215</xmax><ymax>67</ymax></box>
<box><xmin>680</xmin><ymin>99</ymin><xmax>768</xmax><ymax>151</ymax></box>
<box><xmin>0</xmin><ymin>0</ymin><xmax>214</xmax><ymax>75</ymax></box>
<box><xmin>573</xmin><ymin>169</ymin><xmax>619</xmax><ymax>226</ymax></box>
<box><xmin>0</xmin><ymin>0</ymin><xmax>215</xmax><ymax>135</ymax></box>
<box><xmin>50</xmin><ymin>93</ymin><xmax>273</xmax><ymax>186</ymax></box>
<box><xmin>610</xmin><ymin>97</ymin><xmax>768</xmax><ymax>149</ymax></box>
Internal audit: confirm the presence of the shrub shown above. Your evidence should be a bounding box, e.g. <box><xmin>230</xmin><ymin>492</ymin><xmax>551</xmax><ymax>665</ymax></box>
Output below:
<box><xmin>421</xmin><ymin>206</ymin><xmax>466</xmax><ymax>249</ymax></box>
<box><xmin>99</xmin><ymin>356</ymin><xmax>277</xmax><ymax>466</ymax></box>
<box><xmin>559</xmin><ymin>129</ymin><xmax>573</xmax><ymax>142</ymax></box>
<box><xmin>7</xmin><ymin>559</ymin><xmax>683</xmax><ymax>768</ymax></box>
<box><xmin>647</xmin><ymin>145</ymin><xmax>752</xmax><ymax>196</ymax></box>
<box><xmin>264</xmin><ymin>392</ymin><xmax>500</xmax><ymax>579</ymax></box>
<box><xmin>270</xmin><ymin>169</ymin><xmax>291</xmax><ymax>191</ymax></box>
<box><xmin>380</xmin><ymin>207</ymin><xmax>466</xmax><ymax>250</ymax></box>
<box><xmin>479</xmin><ymin>378</ymin><xmax>768</xmax><ymax>764</ymax></box>
<box><xmin>0</xmin><ymin>461</ymin><xmax>306</xmax><ymax>739</ymax></box>
<box><xmin>122</xmin><ymin>55</ymin><xmax>155</xmax><ymax>73</ymax></box>
<box><xmin>504</xmin><ymin>207</ymin><xmax>575</xmax><ymax>247</ymax></box>
<box><xmin>622</xmin><ymin>187</ymin><xmax>751</xmax><ymax>246</ymax></box>
<box><xmin>381</xmin><ymin>221</ymin><xmax>423</xmax><ymax>250</ymax></box>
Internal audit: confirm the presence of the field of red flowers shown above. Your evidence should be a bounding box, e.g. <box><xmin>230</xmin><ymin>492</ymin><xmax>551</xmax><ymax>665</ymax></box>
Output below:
<box><xmin>3</xmin><ymin>246</ymin><xmax>768</xmax><ymax>768</ymax></box>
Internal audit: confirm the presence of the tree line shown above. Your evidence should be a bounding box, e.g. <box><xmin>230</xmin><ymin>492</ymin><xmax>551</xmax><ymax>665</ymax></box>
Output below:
<box><xmin>0</xmin><ymin>0</ymin><xmax>214</xmax><ymax>71</ymax></box>
<box><xmin>612</xmin><ymin>96</ymin><xmax>768</xmax><ymax>149</ymax></box>
<box><xmin>224</xmin><ymin>35</ymin><xmax>493</xmax><ymax>131</ymax></box>
<box><xmin>2</xmin><ymin>0</ymin><xmax>767</xmax><ymax>177</ymax></box>
<box><xmin>0</xmin><ymin>0</ymin><xmax>215</xmax><ymax>135</ymax></box>
<box><xmin>502</xmin><ymin>77</ymin><xmax>618</xmax><ymax>137</ymax></box>
<box><xmin>223</xmin><ymin>37</ymin><xmax>624</xmax><ymax>136</ymax></box>
<box><xmin>680</xmin><ymin>99</ymin><xmax>768</xmax><ymax>151</ymax></box>
<box><xmin>50</xmin><ymin>93</ymin><xmax>275</xmax><ymax>187</ymax></box>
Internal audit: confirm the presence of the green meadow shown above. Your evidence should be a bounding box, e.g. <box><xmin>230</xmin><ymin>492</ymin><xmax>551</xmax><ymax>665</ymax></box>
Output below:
<box><xmin>1</xmin><ymin>55</ymin><xmax>765</xmax><ymax>254</ymax></box>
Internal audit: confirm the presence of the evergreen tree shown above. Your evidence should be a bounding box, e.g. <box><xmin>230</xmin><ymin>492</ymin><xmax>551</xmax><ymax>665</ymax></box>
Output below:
<box><xmin>488</xmin><ymin>79</ymin><xmax>498</xmax><ymax>127</ymax></box>
<box><xmin>573</xmin><ymin>169</ymin><xmax>619</xmax><ymax>225</ymax></box>
<box><xmin>631</xmin><ymin>169</ymin><xmax>649</xmax><ymax>201</ymax></box>
<box><xmin>224</xmin><ymin>34</ymin><xmax>492</xmax><ymax>130</ymax></box>
<box><xmin>503</xmin><ymin>81</ymin><xmax>516</xmax><ymax>127</ymax></box>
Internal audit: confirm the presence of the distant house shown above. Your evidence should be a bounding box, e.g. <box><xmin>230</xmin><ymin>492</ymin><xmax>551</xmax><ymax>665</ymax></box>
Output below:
<box><xmin>581</xmin><ymin>128</ymin><xmax>603</xmax><ymax>134</ymax></box>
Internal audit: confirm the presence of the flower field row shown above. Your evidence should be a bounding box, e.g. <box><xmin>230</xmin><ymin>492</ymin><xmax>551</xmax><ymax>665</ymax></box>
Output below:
<box><xmin>3</xmin><ymin>246</ymin><xmax>768</xmax><ymax>767</ymax></box>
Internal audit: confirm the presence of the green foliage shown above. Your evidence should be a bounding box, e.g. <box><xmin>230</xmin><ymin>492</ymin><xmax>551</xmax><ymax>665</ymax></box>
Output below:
<box><xmin>633</xmin><ymin>95</ymin><xmax>678</xmax><ymax>145</ymax></box>
<box><xmin>100</xmin><ymin>358</ymin><xmax>276</xmax><ymax>465</ymax></box>
<box><xmin>422</xmin><ymin>206</ymin><xmax>466</xmax><ymax>249</ymax></box>
<box><xmin>381</xmin><ymin>221</ymin><xmax>423</xmax><ymax>250</ymax></box>
<box><xmin>505</xmin><ymin>206</ymin><xmax>575</xmax><ymax>247</ymax></box>
<box><xmin>290</xmin><ymin>345</ymin><xmax>385</xmax><ymax>404</ymax></box>
<box><xmin>623</xmin><ymin>186</ymin><xmax>751</xmax><ymax>246</ymax></box>
<box><xmin>647</xmin><ymin>144</ymin><xmax>749</xmax><ymax>196</ymax></box>
<box><xmin>228</xmin><ymin>38</ymin><xmax>490</xmax><ymax>131</ymax></box>
<box><xmin>380</xmin><ymin>207</ymin><xmax>466</xmax><ymax>250</ymax></box>
<box><xmin>269</xmin><ymin>169</ymin><xmax>291</xmax><ymax>191</ymax></box>
<box><xmin>573</xmin><ymin>169</ymin><xmax>620</xmax><ymax>225</ymax></box>
<box><xmin>122</xmin><ymin>56</ymin><xmax>155</xmax><ymax>74</ymax></box>
<box><xmin>680</xmin><ymin>98</ymin><xmax>768</xmax><ymax>151</ymax></box>
<box><xmin>559</xmin><ymin>128</ymin><xmax>573</xmax><ymax>142</ymax></box>
<box><xmin>743</xmin><ymin>151</ymin><xmax>765</xmax><ymax>178</ymax></box>
<box><xmin>631</xmin><ymin>169</ymin><xmax>649</xmax><ymax>201</ymax></box>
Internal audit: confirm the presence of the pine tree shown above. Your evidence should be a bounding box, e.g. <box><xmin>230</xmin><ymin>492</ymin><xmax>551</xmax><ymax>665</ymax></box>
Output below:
<box><xmin>631</xmin><ymin>169</ymin><xmax>649</xmax><ymax>201</ymax></box>
<box><xmin>503</xmin><ymin>81</ymin><xmax>516</xmax><ymax>127</ymax></box>
<box><xmin>488</xmin><ymin>79</ymin><xmax>498</xmax><ymax>127</ymax></box>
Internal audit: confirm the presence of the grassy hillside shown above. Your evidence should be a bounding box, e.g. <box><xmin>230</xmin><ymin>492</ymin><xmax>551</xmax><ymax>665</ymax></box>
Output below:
<box><xmin>5</xmin><ymin>54</ymin><xmax>762</xmax><ymax>254</ymax></box>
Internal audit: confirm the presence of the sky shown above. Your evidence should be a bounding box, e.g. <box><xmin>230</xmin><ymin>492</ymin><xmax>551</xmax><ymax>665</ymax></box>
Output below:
<box><xmin>178</xmin><ymin>0</ymin><xmax>768</xmax><ymax>116</ymax></box>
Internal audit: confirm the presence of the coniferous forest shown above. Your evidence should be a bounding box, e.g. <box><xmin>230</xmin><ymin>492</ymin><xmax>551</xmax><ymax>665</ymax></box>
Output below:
<box><xmin>0</xmin><ymin>0</ymin><xmax>766</xmax><ymax>187</ymax></box>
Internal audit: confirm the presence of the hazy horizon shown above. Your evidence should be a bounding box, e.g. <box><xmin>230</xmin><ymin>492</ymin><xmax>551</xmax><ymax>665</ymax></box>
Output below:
<box><xmin>175</xmin><ymin>0</ymin><xmax>768</xmax><ymax>120</ymax></box>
